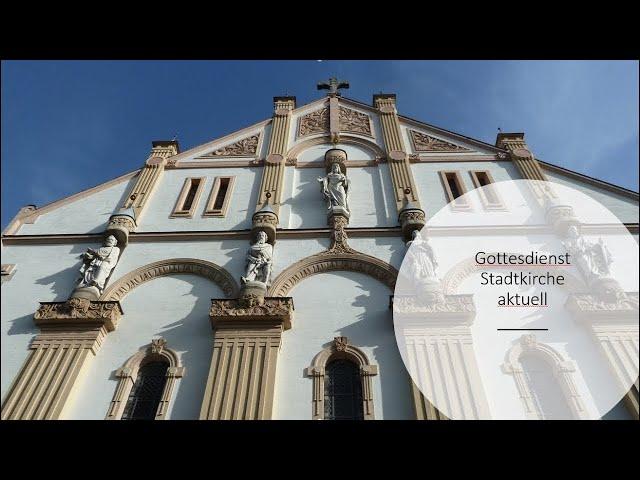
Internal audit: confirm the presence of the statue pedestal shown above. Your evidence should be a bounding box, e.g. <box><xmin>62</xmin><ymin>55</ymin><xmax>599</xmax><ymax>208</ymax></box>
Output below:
<box><xmin>329</xmin><ymin>206</ymin><xmax>350</xmax><ymax>221</ymax></box>
<box><xmin>70</xmin><ymin>285</ymin><xmax>101</xmax><ymax>301</ymax></box>
<box><xmin>200</xmin><ymin>294</ymin><xmax>294</xmax><ymax>419</ymax></box>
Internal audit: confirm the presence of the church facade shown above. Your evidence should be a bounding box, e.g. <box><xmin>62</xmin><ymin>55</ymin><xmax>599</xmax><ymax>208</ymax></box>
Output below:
<box><xmin>1</xmin><ymin>82</ymin><xmax>638</xmax><ymax>420</ymax></box>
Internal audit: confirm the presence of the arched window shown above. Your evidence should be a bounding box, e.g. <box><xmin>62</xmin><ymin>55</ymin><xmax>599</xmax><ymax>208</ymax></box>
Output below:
<box><xmin>519</xmin><ymin>354</ymin><xmax>573</xmax><ymax>420</ymax></box>
<box><xmin>306</xmin><ymin>337</ymin><xmax>378</xmax><ymax>420</ymax></box>
<box><xmin>106</xmin><ymin>338</ymin><xmax>185</xmax><ymax>420</ymax></box>
<box><xmin>502</xmin><ymin>334</ymin><xmax>588</xmax><ymax>420</ymax></box>
<box><xmin>324</xmin><ymin>359</ymin><xmax>364</xmax><ymax>420</ymax></box>
<box><xmin>122</xmin><ymin>360</ymin><xmax>170</xmax><ymax>420</ymax></box>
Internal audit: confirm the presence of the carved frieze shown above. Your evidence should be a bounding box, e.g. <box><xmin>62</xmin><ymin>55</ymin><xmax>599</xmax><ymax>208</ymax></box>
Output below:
<box><xmin>209</xmin><ymin>297</ymin><xmax>294</xmax><ymax>330</ymax></box>
<box><xmin>34</xmin><ymin>298</ymin><xmax>123</xmax><ymax>332</ymax></box>
<box><xmin>298</xmin><ymin>108</ymin><xmax>329</xmax><ymax>137</ymax></box>
<box><xmin>338</xmin><ymin>106</ymin><xmax>372</xmax><ymax>136</ymax></box>
<box><xmin>204</xmin><ymin>134</ymin><xmax>261</xmax><ymax>157</ymax></box>
<box><xmin>566</xmin><ymin>292</ymin><xmax>639</xmax><ymax>315</ymax></box>
<box><xmin>392</xmin><ymin>294</ymin><xmax>476</xmax><ymax>316</ymax></box>
<box><xmin>410</xmin><ymin>130</ymin><xmax>469</xmax><ymax>152</ymax></box>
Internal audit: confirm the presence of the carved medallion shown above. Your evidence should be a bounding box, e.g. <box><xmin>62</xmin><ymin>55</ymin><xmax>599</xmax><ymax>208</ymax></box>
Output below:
<box><xmin>298</xmin><ymin>108</ymin><xmax>329</xmax><ymax>137</ymax></box>
<box><xmin>410</xmin><ymin>130</ymin><xmax>469</xmax><ymax>152</ymax></box>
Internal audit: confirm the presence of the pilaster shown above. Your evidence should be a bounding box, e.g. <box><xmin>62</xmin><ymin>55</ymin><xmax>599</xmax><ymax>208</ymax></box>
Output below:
<box><xmin>496</xmin><ymin>132</ymin><xmax>547</xmax><ymax>182</ymax></box>
<box><xmin>200</xmin><ymin>297</ymin><xmax>294</xmax><ymax>419</ymax></box>
<box><xmin>566</xmin><ymin>291</ymin><xmax>640</xmax><ymax>418</ymax></box>
<box><xmin>256</xmin><ymin>97</ymin><xmax>295</xmax><ymax>215</ymax></box>
<box><xmin>123</xmin><ymin>140</ymin><xmax>179</xmax><ymax>222</ymax></box>
<box><xmin>1</xmin><ymin>298</ymin><xmax>122</xmax><ymax>420</ymax></box>
<box><xmin>374</xmin><ymin>94</ymin><xmax>425</xmax><ymax>238</ymax></box>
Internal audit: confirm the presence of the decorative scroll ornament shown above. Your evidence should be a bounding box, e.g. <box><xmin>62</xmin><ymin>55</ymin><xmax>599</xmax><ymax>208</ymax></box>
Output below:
<box><xmin>151</xmin><ymin>337</ymin><xmax>167</xmax><ymax>354</ymax></box>
<box><xmin>338</xmin><ymin>106</ymin><xmax>372</xmax><ymax>136</ymax></box>
<box><xmin>299</xmin><ymin>108</ymin><xmax>329</xmax><ymax>137</ymax></box>
<box><xmin>34</xmin><ymin>299</ymin><xmax>123</xmax><ymax>332</ymax></box>
<box><xmin>333</xmin><ymin>336</ymin><xmax>349</xmax><ymax>352</ymax></box>
<box><xmin>392</xmin><ymin>294</ymin><xmax>476</xmax><ymax>315</ymax></box>
<box><xmin>410</xmin><ymin>130</ymin><xmax>469</xmax><ymax>152</ymax></box>
<box><xmin>206</xmin><ymin>134</ymin><xmax>261</xmax><ymax>157</ymax></box>
<box><xmin>327</xmin><ymin>215</ymin><xmax>355</xmax><ymax>254</ymax></box>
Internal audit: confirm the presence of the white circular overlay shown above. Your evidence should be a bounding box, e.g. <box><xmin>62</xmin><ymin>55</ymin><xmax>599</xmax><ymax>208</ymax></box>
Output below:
<box><xmin>393</xmin><ymin>180</ymin><xmax>639</xmax><ymax>420</ymax></box>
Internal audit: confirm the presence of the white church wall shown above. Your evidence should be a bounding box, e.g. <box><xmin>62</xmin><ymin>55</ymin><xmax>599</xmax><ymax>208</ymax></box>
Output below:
<box><xmin>286</xmin><ymin>166</ymin><xmax>397</xmax><ymax>229</ymax></box>
<box><xmin>273</xmin><ymin>271</ymin><xmax>415</xmax><ymax>420</ymax></box>
<box><xmin>0</xmin><ymin>242</ymin><xmax>103</xmax><ymax>399</ymax></box>
<box><xmin>412</xmin><ymin>160</ymin><xmax>522</xmax><ymax>218</ymax></box>
<box><xmin>544</xmin><ymin>170</ymin><xmax>639</xmax><ymax>224</ymax></box>
<box><xmin>16</xmin><ymin>176</ymin><xmax>136</xmax><ymax>235</ymax></box>
<box><xmin>62</xmin><ymin>274</ymin><xmax>224</xmax><ymax>420</ymax></box>
<box><xmin>136</xmin><ymin>167</ymin><xmax>261</xmax><ymax>233</ymax></box>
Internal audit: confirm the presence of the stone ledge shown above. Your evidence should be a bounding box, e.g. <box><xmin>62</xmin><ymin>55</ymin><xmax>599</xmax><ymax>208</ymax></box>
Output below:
<box><xmin>565</xmin><ymin>292</ymin><xmax>639</xmax><ymax>322</ymax></box>
<box><xmin>34</xmin><ymin>298</ymin><xmax>124</xmax><ymax>332</ymax></box>
<box><xmin>209</xmin><ymin>297</ymin><xmax>294</xmax><ymax>330</ymax></box>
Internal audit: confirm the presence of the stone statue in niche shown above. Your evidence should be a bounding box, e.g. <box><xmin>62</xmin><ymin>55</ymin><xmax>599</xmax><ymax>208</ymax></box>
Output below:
<box><xmin>563</xmin><ymin>225</ymin><xmax>613</xmax><ymax>283</ymax></box>
<box><xmin>241</xmin><ymin>231</ymin><xmax>273</xmax><ymax>286</ymax></box>
<box><xmin>318</xmin><ymin>163</ymin><xmax>351</xmax><ymax>215</ymax></box>
<box><xmin>405</xmin><ymin>230</ymin><xmax>439</xmax><ymax>283</ymax></box>
<box><xmin>77</xmin><ymin>235</ymin><xmax>121</xmax><ymax>292</ymax></box>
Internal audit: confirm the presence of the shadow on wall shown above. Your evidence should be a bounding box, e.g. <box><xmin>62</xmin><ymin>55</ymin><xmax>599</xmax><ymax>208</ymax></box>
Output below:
<box><xmin>156</xmin><ymin>278</ymin><xmax>214</xmax><ymax>420</ymax></box>
<box><xmin>339</xmin><ymin>283</ymin><xmax>414</xmax><ymax>420</ymax></box>
<box><xmin>34</xmin><ymin>245</ymin><xmax>91</xmax><ymax>302</ymax></box>
<box><xmin>358</xmin><ymin>167</ymin><xmax>393</xmax><ymax>227</ymax></box>
<box><xmin>287</xmin><ymin>169</ymin><xmax>327</xmax><ymax>228</ymax></box>
<box><xmin>101</xmin><ymin>276</ymin><xmax>217</xmax><ymax>420</ymax></box>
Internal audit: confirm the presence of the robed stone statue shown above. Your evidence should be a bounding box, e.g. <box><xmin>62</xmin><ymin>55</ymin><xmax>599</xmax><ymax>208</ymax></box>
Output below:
<box><xmin>77</xmin><ymin>235</ymin><xmax>121</xmax><ymax>292</ymax></box>
<box><xmin>318</xmin><ymin>163</ymin><xmax>351</xmax><ymax>214</ymax></box>
<box><xmin>241</xmin><ymin>231</ymin><xmax>273</xmax><ymax>285</ymax></box>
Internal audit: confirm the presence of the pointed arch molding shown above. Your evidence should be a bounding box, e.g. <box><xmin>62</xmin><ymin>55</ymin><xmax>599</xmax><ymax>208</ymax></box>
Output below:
<box><xmin>268</xmin><ymin>252</ymin><xmax>398</xmax><ymax>297</ymax></box>
<box><xmin>101</xmin><ymin>258</ymin><xmax>240</xmax><ymax>302</ymax></box>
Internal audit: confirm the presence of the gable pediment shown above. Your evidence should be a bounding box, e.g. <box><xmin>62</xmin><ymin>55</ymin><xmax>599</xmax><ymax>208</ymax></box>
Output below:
<box><xmin>296</xmin><ymin>103</ymin><xmax>374</xmax><ymax>138</ymax></box>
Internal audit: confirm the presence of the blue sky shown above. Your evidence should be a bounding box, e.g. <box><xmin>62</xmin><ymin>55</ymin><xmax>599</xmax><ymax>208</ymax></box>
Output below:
<box><xmin>2</xmin><ymin>60</ymin><xmax>638</xmax><ymax>230</ymax></box>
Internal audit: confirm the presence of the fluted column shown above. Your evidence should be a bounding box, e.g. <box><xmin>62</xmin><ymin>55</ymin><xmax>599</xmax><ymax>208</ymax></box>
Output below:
<box><xmin>374</xmin><ymin>94</ymin><xmax>425</xmax><ymax>240</ymax></box>
<box><xmin>1</xmin><ymin>299</ymin><xmax>122</xmax><ymax>420</ymax></box>
<box><xmin>123</xmin><ymin>140</ymin><xmax>179</xmax><ymax>222</ymax></box>
<box><xmin>256</xmin><ymin>97</ymin><xmax>295</xmax><ymax>216</ymax></box>
<box><xmin>200</xmin><ymin>299</ymin><xmax>293</xmax><ymax>420</ymax></box>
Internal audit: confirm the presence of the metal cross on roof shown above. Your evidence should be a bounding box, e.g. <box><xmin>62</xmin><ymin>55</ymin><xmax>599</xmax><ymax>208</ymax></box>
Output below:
<box><xmin>317</xmin><ymin>77</ymin><xmax>349</xmax><ymax>96</ymax></box>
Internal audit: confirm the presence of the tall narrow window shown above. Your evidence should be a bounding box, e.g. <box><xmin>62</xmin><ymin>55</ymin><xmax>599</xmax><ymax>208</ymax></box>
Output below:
<box><xmin>470</xmin><ymin>170</ymin><xmax>504</xmax><ymax>209</ymax></box>
<box><xmin>520</xmin><ymin>354</ymin><xmax>573</xmax><ymax>420</ymax></box>
<box><xmin>121</xmin><ymin>360</ymin><xmax>169</xmax><ymax>420</ymax></box>
<box><xmin>171</xmin><ymin>177</ymin><xmax>205</xmax><ymax>217</ymax></box>
<box><xmin>324</xmin><ymin>359</ymin><xmax>364</xmax><ymax>420</ymax></box>
<box><xmin>204</xmin><ymin>176</ymin><xmax>236</xmax><ymax>217</ymax></box>
<box><xmin>439</xmin><ymin>171</ymin><xmax>470</xmax><ymax>209</ymax></box>
<box><xmin>306</xmin><ymin>337</ymin><xmax>377</xmax><ymax>420</ymax></box>
<box><xmin>106</xmin><ymin>338</ymin><xmax>185</xmax><ymax>420</ymax></box>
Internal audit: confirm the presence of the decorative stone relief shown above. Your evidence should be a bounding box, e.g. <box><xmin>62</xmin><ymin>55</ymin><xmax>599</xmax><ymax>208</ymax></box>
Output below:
<box><xmin>338</xmin><ymin>106</ymin><xmax>372</xmax><ymax>136</ymax></box>
<box><xmin>205</xmin><ymin>134</ymin><xmax>261</xmax><ymax>157</ymax></box>
<box><xmin>34</xmin><ymin>298</ymin><xmax>123</xmax><ymax>332</ymax></box>
<box><xmin>298</xmin><ymin>108</ymin><xmax>329</xmax><ymax>137</ymax></box>
<box><xmin>209</xmin><ymin>297</ymin><xmax>294</xmax><ymax>329</ymax></box>
<box><xmin>327</xmin><ymin>215</ymin><xmax>354</xmax><ymax>254</ymax></box>
<box><xmin>392</xmin><ymin>294</ymin><xmax>475</xmax><ymax>316</ymax></box>
<box><xmin>410</xmin><ymin>130</ymin><xmax>469</xmax><ymax>152</ymax></box>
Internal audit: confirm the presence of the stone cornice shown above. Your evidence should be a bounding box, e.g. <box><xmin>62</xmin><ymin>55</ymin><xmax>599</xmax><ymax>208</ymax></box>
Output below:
<box><xmin>3</xmin><ymin>223</ymin><xmax>637</xmax><ymax>245</ymax></box>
